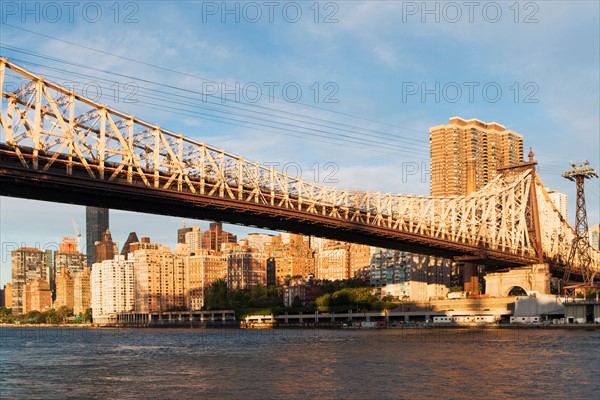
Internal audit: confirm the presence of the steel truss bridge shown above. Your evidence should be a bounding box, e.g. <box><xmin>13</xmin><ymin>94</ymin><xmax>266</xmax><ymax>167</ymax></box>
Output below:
<box><xmin>0</xmin><ymin>59</ymin><xmax>598</xmax><ymax>280</ymax></box>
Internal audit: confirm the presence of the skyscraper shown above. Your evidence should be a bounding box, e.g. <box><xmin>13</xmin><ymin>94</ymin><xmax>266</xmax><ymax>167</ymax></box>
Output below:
<box><xmin>429</xmin><ymin>117</ymin><xmax>524</xmax><ymax>196</ymax></box>
<box><xmin>86</xmin><ymin>207</ymin><xmax>109</xmax><ymax>266</ymax></box>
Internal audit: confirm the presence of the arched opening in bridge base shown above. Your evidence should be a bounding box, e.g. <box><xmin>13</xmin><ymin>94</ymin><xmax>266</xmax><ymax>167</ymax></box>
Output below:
<box><xmin>507</xmin><ymin>286</ymin><xmax>528</xmax><ymax>296</ymax></box>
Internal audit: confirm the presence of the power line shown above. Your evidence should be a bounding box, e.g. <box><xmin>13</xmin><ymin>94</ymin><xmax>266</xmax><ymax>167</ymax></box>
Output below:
<box><xmin>0</xmin><ymin>24</ymin><xmax>430</xmax><ymax>137</ymax></box>
<box><xmin>1</xmin><ymin>65</ymin><xmax>430</xmax><ymax>159</ymax></box>
<box><xmin>1</xmin><ymin>47</ymin><xmax>430</xmax><ymax>154</ymax></box>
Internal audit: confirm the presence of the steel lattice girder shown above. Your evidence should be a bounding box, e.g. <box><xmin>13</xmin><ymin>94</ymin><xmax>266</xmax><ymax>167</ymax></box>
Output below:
<box><xmin>0</xmin><ymin>58</ymin><xmax>598</xmax><ymax>275</ymax></box>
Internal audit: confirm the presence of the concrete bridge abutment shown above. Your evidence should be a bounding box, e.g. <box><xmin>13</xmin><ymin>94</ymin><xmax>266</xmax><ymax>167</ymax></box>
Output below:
<box><xmin>485</xmin><ymin>264</ymin><xmax>551</xmax><ymax>297</ymax></box>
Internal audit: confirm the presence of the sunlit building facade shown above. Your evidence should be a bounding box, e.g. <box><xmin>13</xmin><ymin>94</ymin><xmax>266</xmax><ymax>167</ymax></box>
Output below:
<box><xmin>547</xmin><ymin>189</ymin><xmax>568</xmax><ymax>221</ymax></box>
<box><xmin>22</xmin><ymin>279</ymin><xmax>52</xmax><ymax>314</ymax></box>
<box><xmin>73</xmin><ymin>267</ymin><xmax>92</xmax><ymax>316</ymax></box>
<box><xmin>188</xmin><ymin>250</ymin><xmax>227</xmax><ymax>309</ymax></box>
<box><xmin>54</xmin><ymin>267</ymin><xmax>74</xmax><ymax>311</ymax></box>
<box><xmin>91</xmin><ymin>255</ymin><xmax>135</xmax><ymax>322</ymax></box>
<box><xmin>429</xmin><ymin>117</ymin><xmax>524</xmax><ymax>196</ymax></box>
<box><xmin>132</xmin><ymin>241</ymin><xmax>188</xmax><ymax>313</ymax></box>
<box><xmin>226</xmin><ymin>246</ymin><xmax>266</xmax><ymax>290</ymax></box>
<box><xmin>11</xmin><ymin>247</ymin><xmax>51</xmax><ymax>314</ymax></box>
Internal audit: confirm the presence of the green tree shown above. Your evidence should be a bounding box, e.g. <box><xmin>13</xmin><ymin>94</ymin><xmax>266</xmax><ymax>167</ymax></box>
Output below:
<box><xmin>248</xmin><ymin>284</ymin><xmax>267</xmax><ymax>307</ymax></box>
<box><xmin>291</xmin><ymin>295</ymin><xmax>302</xmax><ymax>308</ymax></box>
<box><xmin>56</xmin><ymin>306</ymin><xmax>73</xmax><ymax>323</ymax></box>
<box><xmin>315</xmin><ymin>293</ymin><xmax>331</xmax><ymax>308</ymax></box>
<box><xmin>25</xmin><ymin>310</ymin><xmax>41</xmax><ymax>323</ymax></box>
<box><xmin>449</xmin><ymin>285</ymin><xmax>463</xmax><ymax>293</ymax></box>
<box><xmin>43</xmin><ymin>309</ymin><xmax>61</xmax><ymax>324</ymax></box>
<box><xmin>319</xmin><ymin>278</ymin><xmax>369</xmax><ymax>294</ymax></box>
<box><xmin>204</xmin><ymin>279</ymin><xmax>229</xmax><ymax>310</ymax></box>
<box><xmin>84</xmin><ymin>308</ymin><xmax>93</xmax><ymax>323</ymax></box>
<box><xmin>0</xmin><ymin>307</ymin><xmax>15</xmax><ymax>323</ymax></box>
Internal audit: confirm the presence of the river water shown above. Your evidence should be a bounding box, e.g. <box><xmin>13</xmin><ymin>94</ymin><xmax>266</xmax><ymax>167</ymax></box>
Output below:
<box><xmin>0</xmin><ymin>326</ymin><xmax>598</xmax><ymax>399</ymax></box>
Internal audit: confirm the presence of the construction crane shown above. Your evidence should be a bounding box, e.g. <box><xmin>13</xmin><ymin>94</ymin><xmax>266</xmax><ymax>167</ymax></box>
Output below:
<box><xmin>72</xmin><ymin>218</ymin><xmax>81</xmax><ymax>252</ymax></box>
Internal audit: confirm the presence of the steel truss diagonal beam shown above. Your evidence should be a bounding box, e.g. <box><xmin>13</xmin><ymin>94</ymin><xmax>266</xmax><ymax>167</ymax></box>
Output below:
<box><xmin>0</xmin><ymin>59</ymin><xmax>598</xmax><ymax>277</ymax></box>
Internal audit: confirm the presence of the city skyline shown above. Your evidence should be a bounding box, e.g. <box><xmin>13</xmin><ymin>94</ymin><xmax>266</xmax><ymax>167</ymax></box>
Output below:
<box><xmin>0</xmin><ymin>115</ymin><xmax>598</xmax><ymax>287</ymax></box>
<box><xmin>1</xmin><ymin>2</ymin><xmax>599</xmax><ymax>286</ymax></box>
<box><xmin>6</xmin><ymin>220</ymin><xmax>455</xmax><ymax>319</ymax></box>
<box><xmin>0</xmin><ymin>3</ymin><xmax>597</xmax><ymax>399</ymax></box>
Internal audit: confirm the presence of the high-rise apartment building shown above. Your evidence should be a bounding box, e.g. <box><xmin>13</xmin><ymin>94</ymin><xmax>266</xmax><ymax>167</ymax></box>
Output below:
<box><xmin>270</xmin><ymin>234</ymin><xmax>315</xmax><ymax>284</ymax></box>
<box><xmin>246</xmin><ymin>233</ymin><xmax>275</xmax><ymax>252</ymax></box>
<box><xmin>132</xmin><ymin>241</ymin><xmax>187</xmax><ymax>313</ymax></box>
<box><xmin>22</xmin><ymin>279</ymin><xmax>52</xmax><ymax>314</ymax></box>
<box><xmin>53</xmin><ymin>266</ymin><xmax>91</xmax><ymax>315</ymax></box>
<box><xmin>11</xmin><ymin>247</ymin><xmax>51</xmax><ymax>314</ymax></box>
<box><xmin>188</xmin><ymin>249</ymin><xmax>227</xmax><ymax>309</ymax></box>
<box><xmin>226</xmin><ymin>246</ymin><xmax>266</xmax><ymax>290</ymax></box>
<box><xmin>348</xmin><ymin>243</ymin><xmax>372</xmax><ymax>278</ymax></box>
<box><xmin>311</xmin><ymin>239</ymin><xmax>372</xmax><ymax>281</ymax></box>
<box><xmin>371</xmin><ymin>251</ymin><xmax>452</xmax><ymax>301</ymax></box>
<box><xmin>129</xmin><ymin>237</ymin><xmax>160</xmax><ymax>253</ymax></box>
<box><xmin>73</xmin><ymin>268</ymin><xmax>92</xmax><ymax>316</ymax></box>
<box><xmin>429</xmin><ymin>117</ymin><xmax>524</xmax><ymax>196</ymax></box>
<box><xmin>184</xmin><ymin>227</ymin><xmax>204</xmax><ymax>253</ymax></box>
<box><xmin>315</xmin><ymin>240</ymin><xmax>350</xmax><ymax>281</ymax></box>
<box><xmin>55</xmin><ymin>237</ymin><xmax>87</xmax><ymax>274</ymax></box>
<box><xmin>54</xmin><ymin>267</ymin><xmax>75</xmax><ymax>310</ymax></box>
<box><xmin>91</xmin><ymin>255</ymin><xmax>135</xmax><ymax>322</ymax></box>
<box><xmin>85</xmin><ymin>207</ymin><xmax>109</xmax><ymax>266</ymax></box>
<box><xmin>54</xmin><ymin>237</ymin><xmax>86</xmax><ymax>300</ymax></box>
<box><xmin>547</xmin><ymin>189</ymin><xmax>568</xmax><ymax>221</ymax></box>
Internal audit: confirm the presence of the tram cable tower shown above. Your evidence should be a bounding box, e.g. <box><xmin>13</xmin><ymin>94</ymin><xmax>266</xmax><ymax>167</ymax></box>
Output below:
<box><xmin>562</xmin><ymin>161</ymin><xmax>598</xmax><ymax>283</ymax></box>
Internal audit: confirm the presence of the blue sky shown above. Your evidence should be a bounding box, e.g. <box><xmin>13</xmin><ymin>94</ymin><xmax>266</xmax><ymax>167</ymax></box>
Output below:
<box><xmin>0</xmin><ymin>1</ymin><xmax>599</xmax><ymax>286</ymax></box>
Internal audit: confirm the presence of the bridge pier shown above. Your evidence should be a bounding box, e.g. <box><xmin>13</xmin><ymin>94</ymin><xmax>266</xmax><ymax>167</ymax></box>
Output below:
<box><xmin>485</xmin><ymin>264</ymin><xmax>551</xmax><ymax>297</ymax></box>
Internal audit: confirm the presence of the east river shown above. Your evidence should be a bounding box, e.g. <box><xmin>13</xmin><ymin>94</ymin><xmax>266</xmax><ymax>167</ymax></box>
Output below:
<box><xmin>0</xmin><ymin>326</ymin><xmax>598</xmax><ymax>399</ymax></box>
